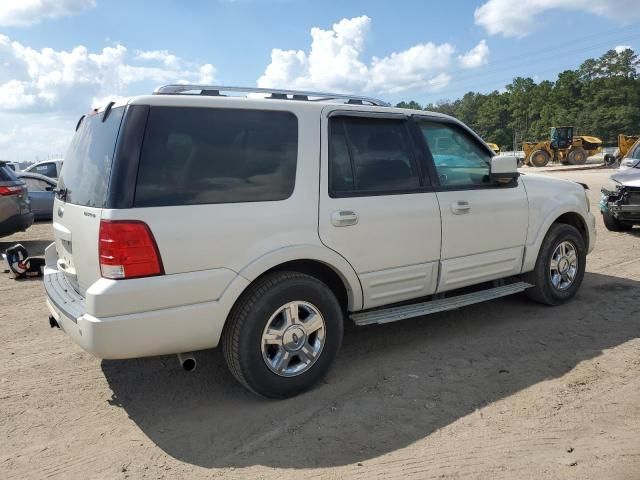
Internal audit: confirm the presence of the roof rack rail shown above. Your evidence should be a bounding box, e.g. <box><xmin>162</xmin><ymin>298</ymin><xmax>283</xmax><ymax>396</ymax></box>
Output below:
<box><xmin>153</xmin><ymin>84</ymin><xmax>391</xmax><ymax>107</ymax></box>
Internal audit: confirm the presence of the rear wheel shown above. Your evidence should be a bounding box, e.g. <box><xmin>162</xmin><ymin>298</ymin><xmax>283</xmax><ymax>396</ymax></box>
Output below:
<box><xmin>530</xmin><ymin>149</ymin><xmax>550</xmax><ymax>167</ymax></box>
<box><xmin>222</xmin><ymin>271</ymin><xmax>343</xmax><ymax>398</ymax></box>
<box><xmin>603</xmin><ymin>211</ymin><xmax>633</xmax><ymax>232</ymax></box>
<box><xmin>567</xmin><ymin>147</ymin><xmax>587</xmax><ymax>165</ymax></box>
<box><xmin>524</xmin><ymin>224</ymin><xmax>586</xmax><ymax>305</ymax></box>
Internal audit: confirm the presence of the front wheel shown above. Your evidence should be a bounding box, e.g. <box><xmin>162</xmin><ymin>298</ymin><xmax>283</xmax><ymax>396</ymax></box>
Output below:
<box><xmin>523</xmin><ymin>224</ymin><xmax>586</xmax><ymax>305</ymax></box>
<box><xmin>222</xmin><ymin>271</ymin><xmax>344</xmax><ymax>398</ymax></box>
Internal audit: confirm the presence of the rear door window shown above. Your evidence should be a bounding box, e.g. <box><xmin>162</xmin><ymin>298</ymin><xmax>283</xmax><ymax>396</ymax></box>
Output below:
<box><xmin>59</xmin><ymin>107</ymin><xmax>125</xmax><ymax>207</ymax></box>
<box><xmin>329</xmin><ymin>116</ymin><xmax>421</xmax><ymax>195</ymax></box>
<box><xmin>134</xmin><ymin>107</ymin><xmax>298</xmax><ymax>207</ymax></box>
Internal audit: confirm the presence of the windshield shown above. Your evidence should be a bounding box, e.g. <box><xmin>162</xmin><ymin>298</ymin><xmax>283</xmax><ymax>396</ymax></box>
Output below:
<box><xmin>58</xmin><ymin>107</ymin><xmax>125</xmax><ymax>207</ymax></box>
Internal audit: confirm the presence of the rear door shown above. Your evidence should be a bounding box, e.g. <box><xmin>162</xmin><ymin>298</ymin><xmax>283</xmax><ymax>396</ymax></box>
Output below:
<box><xmin>318</xmin><ymin>110</ymin><xmax>442</xmax><ymax>309</ymax></box>
<box><xmin>52</xmin><ymin>107</ymin><xmax>125</xmax><ymax>294</ymax></box>
<box><xmin>415</xmin><ymin>117</ymin><xmax>528</xmax><ymax>293</ymax></box>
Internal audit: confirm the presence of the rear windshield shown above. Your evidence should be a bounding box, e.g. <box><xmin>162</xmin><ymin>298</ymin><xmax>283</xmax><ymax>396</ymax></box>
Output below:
<box><xmin>134</xmin><ymin>107</ymin><xmax>298</xmax><ymax>207</ymax></box>
<box><xmin>0</xmin><ymin>164</ymin><xmax>19</xmax><ymax>182</ymax></box>
<box><xmin>59</xmin><ymin>107</ymin><xmax>125</xmax><ymax>207</ymax></box>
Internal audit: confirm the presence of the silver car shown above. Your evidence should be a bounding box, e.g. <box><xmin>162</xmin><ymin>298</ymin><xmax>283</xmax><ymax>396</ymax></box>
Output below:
<box><xmin>17</xmin><ymin>172</ymin><xmax>56</xmax><ymax>220</ymax></box>
<box><xmin>600</xmin><ymin>163</ymin><xmax>640</xmax><ymax>231</ymax></box>
<box><xmin>0</xmin><ymin>161</ymin><xmax>33</xmax><ymax>237</ymax></box>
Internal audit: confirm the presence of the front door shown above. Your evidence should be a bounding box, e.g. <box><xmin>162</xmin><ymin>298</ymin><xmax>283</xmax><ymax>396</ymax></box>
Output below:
<box><xmin>415</xmin><ymin>117</ymin><xmax>529</xmax><ymax>293</ymax></box>
<box><xmin>318</xmin><ymin>110</ymin><xmax>442</xmax><ymax>309</ymax></box>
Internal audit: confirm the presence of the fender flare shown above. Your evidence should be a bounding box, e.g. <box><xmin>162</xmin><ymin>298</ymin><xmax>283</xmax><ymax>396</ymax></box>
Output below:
<box><xmin>238</xmin><ymin>244</ymin><xmax>363</xmax><ymax>311</ymax></box>
<box><xmin>522</xmin><ymin>207</ymin><xmax>590</xmax><ymax>272</ymax></box>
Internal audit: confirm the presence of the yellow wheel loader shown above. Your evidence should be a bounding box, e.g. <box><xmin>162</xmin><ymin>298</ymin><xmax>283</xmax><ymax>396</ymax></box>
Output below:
<box><xmin>522</xmin><ymin>126</ymin><xmax>602</xmax><ymax>167</ymax></box>
<box><xmin>486</xmin><ymin>142</ymin><xmax>500</xmax><ymax>154</ymax></box>
<box><xmin>604</xmin><ymin>134</ymin><xmax>640</xmax><ymax>166</ymax></box>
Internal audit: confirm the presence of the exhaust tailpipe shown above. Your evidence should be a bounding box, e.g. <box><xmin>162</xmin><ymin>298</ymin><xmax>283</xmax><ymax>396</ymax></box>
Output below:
<box><xmin>177</xmin><ymin>352</ymin><xmax>197</xmax><ymax>372</ymax></box>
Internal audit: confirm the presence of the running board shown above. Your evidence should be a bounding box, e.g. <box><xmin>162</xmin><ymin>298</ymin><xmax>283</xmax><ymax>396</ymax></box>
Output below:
<box><xmin>351</xmin><ymin>281</ymin><xmax>533</xmax><ymax>326</ymax></box>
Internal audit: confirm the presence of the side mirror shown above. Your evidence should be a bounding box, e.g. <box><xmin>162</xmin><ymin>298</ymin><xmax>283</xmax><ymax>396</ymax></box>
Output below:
<box><xmin>45</xmin><ymin>186</ymin><xmax>55</xmax><ymax>192</ymax></box>
<box><xmin>490</xmin><ymin>155</ymin><xmax>519</xmax><ymax>184</ymax></box>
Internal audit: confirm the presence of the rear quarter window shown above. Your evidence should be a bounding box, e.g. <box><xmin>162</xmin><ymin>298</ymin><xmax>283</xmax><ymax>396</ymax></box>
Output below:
<box><xmin>0</xmin><ymin>165</ymin><xmax>19</xmax><ymax>182</ymax></box>
<box><xmin>134</xmin><ymin>107</ymin><xmax>298</xmax><ymax>207</ymax></box>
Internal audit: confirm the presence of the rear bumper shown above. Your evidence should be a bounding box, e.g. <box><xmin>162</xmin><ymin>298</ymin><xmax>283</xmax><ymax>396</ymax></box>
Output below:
<box><xmin>44</xmin><ymin>244</ymin><xmax>249</xmax><ymax>359</ymax></box>
<box><xmin>0</xmin><ymin>212</ymin><xmax>34</xmax><ymax>237</ymax></box>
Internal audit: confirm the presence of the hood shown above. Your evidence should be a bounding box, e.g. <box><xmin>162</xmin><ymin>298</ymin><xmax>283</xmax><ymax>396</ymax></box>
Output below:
<box><xmin>611</xmin><ymin>167</ymin><xmax>640</xmax><ymax>188</ymax></box>
<box><xmin>520</xmin><ymin>172</ymin><xmax>585</xmax><ymax>192</ymax></box>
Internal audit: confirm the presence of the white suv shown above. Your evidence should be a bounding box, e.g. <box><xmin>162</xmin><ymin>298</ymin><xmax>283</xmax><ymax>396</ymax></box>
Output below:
<box><xmin>45</xmin><ymin>85</ymin><xmax>596</xmax><ymax>398</ymax></box>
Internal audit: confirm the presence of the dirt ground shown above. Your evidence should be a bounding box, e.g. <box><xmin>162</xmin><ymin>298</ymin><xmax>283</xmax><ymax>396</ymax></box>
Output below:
<box><xmin>1</xmin><ymin>169</ymin><xmax>639</xmax><ymax>480</ymax></box>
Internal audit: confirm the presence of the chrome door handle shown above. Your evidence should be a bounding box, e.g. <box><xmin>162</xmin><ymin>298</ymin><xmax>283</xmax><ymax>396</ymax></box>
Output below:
<box><xmin>451</xmin><ymin>201</ymin><xmax>471</xmax><ymax>214</ymax></box>
<box><xmin>331</xmin><ymin>210</ymin><xmax>359</xmax><ymax>227</ymax></box>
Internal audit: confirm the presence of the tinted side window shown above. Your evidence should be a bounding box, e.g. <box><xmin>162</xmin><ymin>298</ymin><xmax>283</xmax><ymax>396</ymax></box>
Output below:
<box><xmin>135</xmin><ymin>107</ymin><xmax>298</xmax><ymax>207</ymax></box>
<box><xmin>329</xmin><ymin>117</ymin><xmax>420</xmax><ymax>195</ymax></box>
<box><xmin>418</xmin><ymin>120</ymin><xmax>491</xmax><ymax>187</ymax></box>
<box><xmin>33</xmin><ymin>162</ymin><xmax>57</xmax><ymax>178</ymax></box>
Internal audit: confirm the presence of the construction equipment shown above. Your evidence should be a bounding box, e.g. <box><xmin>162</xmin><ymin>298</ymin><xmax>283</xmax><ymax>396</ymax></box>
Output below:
<box><xmin>522</xmin><ymin>126</ymin><xmax>603</xmax><ymax>167</ymax></box>
<box><xmin>604</xmin><ymin>134</ymin><xmax>640</xmax><ymax>166</ymax></box>
<box><xmin>486</xmin><ymin>142</ymin><xmax>500</xmax><ymax>154</ymax></box>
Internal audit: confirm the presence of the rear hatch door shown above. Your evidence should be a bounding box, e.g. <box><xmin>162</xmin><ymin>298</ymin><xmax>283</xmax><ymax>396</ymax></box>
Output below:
<box><xmin>53</xmin><ymin>107</ymin><xmax>126</xmax><ymax>294</ymax></box>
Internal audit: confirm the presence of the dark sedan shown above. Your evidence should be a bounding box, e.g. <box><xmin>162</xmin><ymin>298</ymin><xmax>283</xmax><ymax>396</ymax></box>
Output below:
<box><xmin>17</xmin><ymin>172</ymin><xmax>56</xmax><ymax>220</ymax></box>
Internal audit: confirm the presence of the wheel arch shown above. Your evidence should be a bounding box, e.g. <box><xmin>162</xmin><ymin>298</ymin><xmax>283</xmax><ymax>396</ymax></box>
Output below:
<box><xmin>237</xmin><ymin>245</ymin><xmax>363</xmax><ymax>312</ymax></box>
<box><xmin>522</xmin><ymin>208</ymin><xmax>591</xmax><ymax>273</ymax></box>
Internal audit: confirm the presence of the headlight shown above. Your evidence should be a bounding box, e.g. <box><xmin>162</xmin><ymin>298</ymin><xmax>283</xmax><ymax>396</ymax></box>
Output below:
<box><xmin>602</xmin><ymin>178</ymin><xmax>622</xmax><ymax>193</ymax></box>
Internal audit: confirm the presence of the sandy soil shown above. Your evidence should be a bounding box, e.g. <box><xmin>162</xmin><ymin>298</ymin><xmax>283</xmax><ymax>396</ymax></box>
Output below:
<box><xmin>1</xmin><ymin>169</ymin><xmax>639</xmax><ymax>480</ymax></box>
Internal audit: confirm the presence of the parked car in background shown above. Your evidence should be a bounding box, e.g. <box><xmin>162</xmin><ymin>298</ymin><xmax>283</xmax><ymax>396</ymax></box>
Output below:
<box><xmin>17</xmin><ymin>172</ymin><xmax>56</xmax><ymax>220</ymax></box>
<box><xmin>23</xmin><ymin>160</ymin><xmax>63</xmax><ymax>179</ymax></box>
<box><xmin>0</xmin><ymin>161</ymin><xmax>33</xmax><ymax>237</ymax></box>
<box><xmin>600</xmin><ymin>162</ymin><xmax>640</xmax><ymax>231</ymax></box>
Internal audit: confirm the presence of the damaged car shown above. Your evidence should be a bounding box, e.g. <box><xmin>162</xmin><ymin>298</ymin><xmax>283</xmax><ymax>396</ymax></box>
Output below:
<box><xmin>600</xmin><ymin>166</ymin><xmax>640</xmax><ymax>231</ymax></box>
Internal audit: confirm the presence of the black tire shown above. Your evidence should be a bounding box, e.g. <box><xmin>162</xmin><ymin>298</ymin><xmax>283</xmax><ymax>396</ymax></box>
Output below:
<box><xmin>523</xmin><ymin>223</ymin><xmax>586</xmax><ymax>306</ymax></box>
<box><xmin>222</xmin><ymin>271</ymin><xmax>344</xmax><ymax>398</ymax></box>
<box><xmin>602</xmin><ymin>211</ymin><xmax>633</xmax><ymax>232</ymax></box>
<box><xmin>530</xmin><ymin>149</ymin><xmax>550</xmax><ymax>167</ymax></box>
<box><xmin>567</xmin><ymin>147</ymin><xmax>587</xmax><ymax>165</ymax></box>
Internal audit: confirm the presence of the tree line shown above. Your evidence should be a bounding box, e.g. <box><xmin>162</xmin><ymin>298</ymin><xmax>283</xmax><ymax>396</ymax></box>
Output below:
<box><xmin>397</xmin><ymin>48</ymin><xmax>640</xmax><ymax>150</ymax></box>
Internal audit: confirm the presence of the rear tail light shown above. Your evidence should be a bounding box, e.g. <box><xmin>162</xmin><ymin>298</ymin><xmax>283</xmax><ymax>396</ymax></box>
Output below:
<box><xmin>99</xmin><ymin>220</ymin><xmax>164</xmax><ymax>279</ymax></box>
<box><xmin>0</xmin><ymin>185</ymin><xmax>21</xmax><ymax>196</ymax></box>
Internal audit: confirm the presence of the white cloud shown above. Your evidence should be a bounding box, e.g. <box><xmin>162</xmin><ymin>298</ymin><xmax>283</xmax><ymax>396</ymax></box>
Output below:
<box><xmin>136</xmin><ymin>49</ymin><xmax>181</xmax><ymax>69</ymax></box>
<box><xmin>475</xmin><ymin>0</ymin><xmax>640</xmax><ymax>38</ymax></box>
<box><xmin>0</xmin><ymin>34</ymin><xmax>216</xmax><ymax>112</ymax></box>
<box><xmin>0</xmin><ymin>34</ymin><xmax>217</xmax><ymax>161</ymax></box>
<box><xmin>257</xmin><ymin>16</ymin><xmax>462</xmax><ymax>95</ymax></box>
<box><xmin>615</xmin><ymin>45</ymin><xmax>632</xmax><ymax>53</ymax></box>
<box><xmin>458</xmin><ymin>39</ymin><xmax>490</xmax><ymax>69</ymax></box>
<box><xmin>0</xmin><ymin>0</ymin><xmax>95</xmax><ymax>27</ymax></box>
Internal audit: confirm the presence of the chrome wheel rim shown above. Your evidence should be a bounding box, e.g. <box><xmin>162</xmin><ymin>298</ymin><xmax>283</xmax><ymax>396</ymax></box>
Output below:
<box><xmin>261</xmin><ymin>301</ymin><xmax>326</xmax><ymax>377</ymax></box>
<box><xmin>549</xmin><ymin>240</ymin><xmax>578</xmax><ymax>291</ymax></box>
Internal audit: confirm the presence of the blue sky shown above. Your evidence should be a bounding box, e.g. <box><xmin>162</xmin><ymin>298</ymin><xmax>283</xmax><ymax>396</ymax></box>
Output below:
<box><xmin>0</xmin><ymin>0</ymin><xmax>639</xmax><ymax>161</ymax></box>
